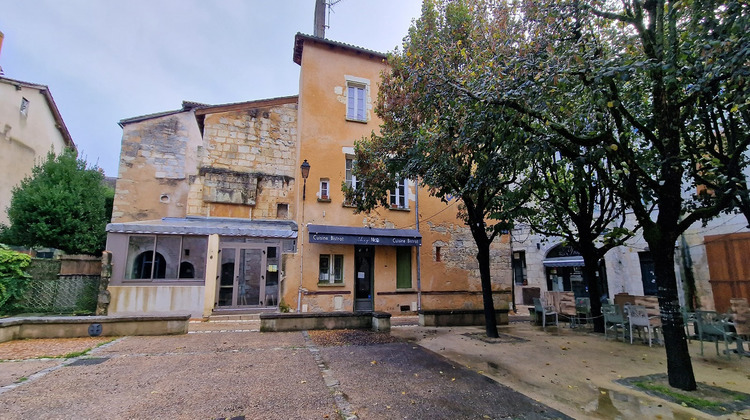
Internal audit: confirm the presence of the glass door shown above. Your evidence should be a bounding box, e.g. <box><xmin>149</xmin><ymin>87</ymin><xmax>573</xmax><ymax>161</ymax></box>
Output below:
<box><xmin>216</xmin><ymin>245</ymin><xmax>267</xmax><ymax>308</ymax></box>
<box><xmin>354</xmin><ymin>246</ymin><xmax>374</xmax><ymax>311</ymax></box>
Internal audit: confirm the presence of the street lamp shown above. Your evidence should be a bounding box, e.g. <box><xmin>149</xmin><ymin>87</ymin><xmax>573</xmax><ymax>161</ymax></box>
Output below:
<box><xmin>300</xmin><ymin>159</ymin><xmax>310</xmax><ymax>200</ymax></box>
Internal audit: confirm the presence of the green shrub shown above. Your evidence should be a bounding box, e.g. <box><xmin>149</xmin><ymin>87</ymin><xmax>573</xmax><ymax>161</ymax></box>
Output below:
<box><xmin>0</xmin><ymin>244</ymin><xmax>32</xmax><ymax>313</ymax></box>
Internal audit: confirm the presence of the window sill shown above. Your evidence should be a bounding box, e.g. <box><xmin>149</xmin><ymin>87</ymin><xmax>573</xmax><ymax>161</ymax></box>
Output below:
<box><xmin>388</xmin><ymin>207</ymin><xmax>410</xmax><ymax>212</ymax></box>
<box><xmin>345</xmin><ymin>117</ymin><xmax>368</xmax><ymax>124</ymax></box>
<box><xmin>317</xmin><ymin>198</ymin><xmax>331</xmax><ymax>203</ymax></box>
<box><xmin>342</xmin><ymin>203</ymin><xmax>357</xmax><ymax>208</ymax></box>
<box><xmin>317</xmin><ymin>282</ymin><xmax>345</xmax><ymax>287</ymax></box>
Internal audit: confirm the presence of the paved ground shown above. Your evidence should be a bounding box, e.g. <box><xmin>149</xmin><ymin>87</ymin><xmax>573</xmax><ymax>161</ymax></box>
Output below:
<box><xmin>0</xmin><ymin>315</ymin><xmax>748</xmax><ymax>419</ymax></box>
<box><xmin>0</xmin><ymin>318</ymin><xmax>566</xmax><ymax>420</ymax></box>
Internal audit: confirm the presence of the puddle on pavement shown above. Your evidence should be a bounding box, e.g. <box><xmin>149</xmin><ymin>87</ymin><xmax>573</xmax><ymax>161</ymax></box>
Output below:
<box><xmin>589</xmin><ymin>387</ymin><xmax>695</xmax><ymax>419</ymax></box>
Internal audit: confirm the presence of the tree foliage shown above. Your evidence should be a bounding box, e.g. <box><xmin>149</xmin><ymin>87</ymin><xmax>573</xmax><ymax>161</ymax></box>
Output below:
<box><xmin>346</xmin><ymin>0</ymin><xmax>534</xmax><ymax>337</ymax></box>
<box><xmin>0</xmin><ymin>244</ymin><xmax>32</xmax><ymax>313</ymax></box>
<box><xmin>522</xmin><ymin>144</ymin><xmax>634</xmax><ymax>332</ymax></box>
<box><xmin>1</xmin><ymin>149</ymin><xmax>114</xmax><ymax>255</ymax></box>
<box><xmin>420</xmin><ymin>0</ymin><xmax>748</xmax><ymax>390</ymax></box>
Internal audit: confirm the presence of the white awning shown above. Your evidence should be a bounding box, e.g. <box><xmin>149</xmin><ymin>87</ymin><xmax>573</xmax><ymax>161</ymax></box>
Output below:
<box><xmin>542</xmin><ymin>256</ymin><xmax>585</xmax><ymax>267</ymax></box>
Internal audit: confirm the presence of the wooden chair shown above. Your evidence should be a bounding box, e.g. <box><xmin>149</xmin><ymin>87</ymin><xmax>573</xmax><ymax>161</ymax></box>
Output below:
<box><xmin>602</xmin><ymin>303</ymin><xmax>627</xmax><ymax>341</ymax></box>
<box><xmin>533</xmin><ymin>297</ymin><xmax>559</xmax><ymax>330</ymax></box>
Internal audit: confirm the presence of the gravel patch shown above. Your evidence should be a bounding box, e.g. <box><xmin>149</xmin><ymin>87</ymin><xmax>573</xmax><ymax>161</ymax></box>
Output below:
<box><xmin>0</xmin><ymin>332</ymin><xmax>337</xmax><ymax>419</ymax></box>
<box><xmin>0</xmin><ymin>360</ymin><xmax>61</xmax><ymax>387</ymax></box>
<box><xmin>321</xmin><ymin>342</ymin><xmax>570</xmax><ymax>419</ymax></box>
<box><xmin>0</xmin><ymin>337</ymin><xmax>116</xmax><ymax>361</ymax></box>
<box><xmin>308</xmin><ymin>329</ymin><xmax>404</xmax><ymax>347</ymax></box>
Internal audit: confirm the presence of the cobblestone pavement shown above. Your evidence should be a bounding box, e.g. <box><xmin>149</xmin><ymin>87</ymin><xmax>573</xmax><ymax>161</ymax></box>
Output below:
<box><xmin>0</xmin><ymin>319</ymin><xmax>569</xmax><ymax>420</ymax></box>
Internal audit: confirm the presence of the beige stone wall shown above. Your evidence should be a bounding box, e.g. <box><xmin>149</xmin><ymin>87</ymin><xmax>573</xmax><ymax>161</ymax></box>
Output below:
<box><xmin>187</xmin><ymin>103</ymin><xmax>298</xmax><ymax>219</ymax></box>
<box><xmin>112</xmin><ymin>111</ymin><xmax>202</xmax><ymax>223</ymax></box>
<box><xmin>0</xmin><ymin>82</ymin><xmax>70</xmax><ymax>225</ymax></box>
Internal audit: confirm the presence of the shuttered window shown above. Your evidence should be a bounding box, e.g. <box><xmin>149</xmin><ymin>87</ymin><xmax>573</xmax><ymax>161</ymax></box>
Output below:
<box><xmin>347</xmin><ymin>84</ymin><xmax>366</xmax><ymax>122</ymax></box>
<box><xmin>396</xmin><ymin>247</ymin><xmax>412</xmax><ymax>289</ymax></box>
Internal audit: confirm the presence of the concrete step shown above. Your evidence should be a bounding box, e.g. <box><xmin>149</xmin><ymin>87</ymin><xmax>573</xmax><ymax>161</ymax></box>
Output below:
<box><xmin>206</xmin><ymin>314</ymin><xmax>261</xmax><ymax>321</ymax></box>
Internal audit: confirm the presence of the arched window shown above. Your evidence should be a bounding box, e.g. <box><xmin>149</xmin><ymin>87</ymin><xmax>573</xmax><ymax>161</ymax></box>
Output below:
<box><xmin>179</xmin><ymin>261</ymin><xmax>195</xmax><ymax>279</ymax></box>
<box><xmin>132</xmin><ymin>251</ymin><xmax>166</xmax><ymax>279</ymax></box>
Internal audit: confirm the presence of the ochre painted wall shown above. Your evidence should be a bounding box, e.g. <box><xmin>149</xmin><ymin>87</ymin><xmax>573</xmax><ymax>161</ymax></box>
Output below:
<box><xmin>282</xmin><ymin>39</ymin><xmax>511</xmax><ymax>314</ymax></box>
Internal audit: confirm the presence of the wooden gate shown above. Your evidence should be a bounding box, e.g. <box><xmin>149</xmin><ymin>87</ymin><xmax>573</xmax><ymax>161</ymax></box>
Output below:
<box><xmin>705</xmin><ymin>233</ymin><xmax>750</xmax><ymax>313</ymax></box>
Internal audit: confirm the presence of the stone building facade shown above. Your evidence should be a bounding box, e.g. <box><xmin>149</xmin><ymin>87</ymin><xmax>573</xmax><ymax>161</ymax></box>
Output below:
<box><xmin>0</xmin><ymin>76</ymin><xmax>75</xmax><ymax>225</ymax></box>
<box><xmin>105</xmin><ymin>35</ymin><xmax>512</xmax><ymax>318</ymax></box>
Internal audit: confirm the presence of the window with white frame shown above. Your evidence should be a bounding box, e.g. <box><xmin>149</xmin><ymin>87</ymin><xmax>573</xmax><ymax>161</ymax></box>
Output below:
<box><xmin>346</xmin><ymin>77</ymin><xmax>368</xmax><ymax>122</ymax></box>
<box><xmin>319</xmin><ymin>178</ymin><xmax>330</xmax><ymax>200</ymax></box>
<box><xmin>390</xmin><ymin>177</ymin><xmax>408</xmax><ymax>209</ymax></box>
<box><xmin>345</xmin><ymin>158</ymin><xmax>364</xmax><ymax>204</ymax></box>
<box><xmin>319</xmin><ymin>254</ymin><xmax>344</xmax><ymax>284</ymax></box>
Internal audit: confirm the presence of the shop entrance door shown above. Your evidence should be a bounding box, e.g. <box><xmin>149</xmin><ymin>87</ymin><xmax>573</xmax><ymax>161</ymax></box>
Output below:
<box><xmin>354</xmin><ymin>246</ymin><xmax>374</xmax><ymax>311</ymax></box>
<box><xmin>216</xmin><ymin>245</ymin><xmax>267</xmax><ymax>308</ymax></box>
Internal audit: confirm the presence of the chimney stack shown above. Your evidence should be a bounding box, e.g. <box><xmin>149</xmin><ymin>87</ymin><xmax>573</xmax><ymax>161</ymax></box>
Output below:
<box><xmin>314</xmin><ymin>0</ymin><xmax>326</xmax><ymax>38</ymax></box>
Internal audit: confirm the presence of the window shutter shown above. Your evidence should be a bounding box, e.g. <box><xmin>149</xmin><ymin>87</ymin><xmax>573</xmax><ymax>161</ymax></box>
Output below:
<box><xmin>356</xmin><ymin>87</ymin><xmax>365</xmax><ymax>120</ymax></box>
<box><xmin>396</xmin><ymin>247</ymin><xmax>412</xmax><ymax>288</ymax></box>
<box><xmin>347</xmin><ymin>86</ymin><xmax>356</xmax><ymax>118</ymax></box>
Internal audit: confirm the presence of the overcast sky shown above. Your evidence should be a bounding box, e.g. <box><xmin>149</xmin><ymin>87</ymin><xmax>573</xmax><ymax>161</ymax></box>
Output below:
<box><xmin>0</xmin><ymin>0</ymin><xmax>422</xmax><ymax>176</ymax></box>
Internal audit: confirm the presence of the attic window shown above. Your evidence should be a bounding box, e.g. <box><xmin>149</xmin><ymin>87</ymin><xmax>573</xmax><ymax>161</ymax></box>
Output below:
<box><xmin>20</xmin><ymin>98</ymin><xmax>29</xmax><ymax>117</ymax></box>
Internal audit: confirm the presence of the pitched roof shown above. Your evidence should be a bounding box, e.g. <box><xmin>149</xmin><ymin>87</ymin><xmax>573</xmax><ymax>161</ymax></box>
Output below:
<box><xmin>0</xmin><ymin>76</ymin><xmax>76</xmax><ymax>151</ymax></box>
<box><xmin>119</xmin><ymin>95</ymin><xmax>299</xmax><ymax>128</ymax></box>
<box><xmin>293</xmin><ymin>33</ymin><xmax>388</xmax><ymax>66</ymax></box>
<box><xmin>192</xmin><ymin>95</ymin><xmax>298</xmax><ymax>116</ymax></box>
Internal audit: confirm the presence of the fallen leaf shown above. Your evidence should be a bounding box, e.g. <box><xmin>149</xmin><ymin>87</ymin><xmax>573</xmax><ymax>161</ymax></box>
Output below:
<box><xmin>600</xmin><ymin>391</ymin><xmax>607</xmax><ymax>395</ymax></box>
<box><xmin>402</xmin><ymin>391</ymin><xmax>406</xmax><ymax>395</ymax></box>
<box><xmin>451</xmin><ymin>378</ymin><xmax>456</xmax><ymax>381</ymax></box>
<box><xmin>371</xmin><ymin>361</ymin><xmax>377</xmax><ymax>365</ymax></box>
<box><xmin>386</xmin><ymin>406</ymin><xmax>391</xmax><ymax>409</ymax></box>
<box><xmin>300</xmin><ymin>380</ymin><xmax>307</xmax><ymax>384</ymax></box>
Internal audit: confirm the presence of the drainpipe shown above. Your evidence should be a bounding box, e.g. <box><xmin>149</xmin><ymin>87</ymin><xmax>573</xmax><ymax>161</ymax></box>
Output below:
<box><xmin>509</xmin><ymin>228</ymin><xmax>516</xmax><ymax>313</ymax></box>
<box><xmin>297</xmin><ymin>221</ymin><xmax>305</xmax><ymax>312</ymax></box>
<box><xmin>415</xmin><ymin>176</ymin><xmax>422</xmax><ymax>311</ymax></box>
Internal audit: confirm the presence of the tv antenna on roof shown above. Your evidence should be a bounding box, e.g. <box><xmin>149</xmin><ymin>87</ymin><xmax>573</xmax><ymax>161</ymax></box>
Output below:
<box><xmin>314</xmin><ymin>0</ymin><xmax>343</xmax><ymax>38</ymax></box>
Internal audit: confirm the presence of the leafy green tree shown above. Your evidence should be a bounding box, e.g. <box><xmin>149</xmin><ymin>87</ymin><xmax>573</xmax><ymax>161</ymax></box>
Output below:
<box><xmin>522</xmin><ymin>145</ymin><xmax>634</xmax><ymax>333</ymax></box>
<box><xmin>0</xmin><ymin>244</ymin><xmax>32</xmax><ymax>313</ymax></box>
<box><xmin>1</xmin><ymin>149</ymin><xmax>113</xmax><ymax>255</ymax></box>
<box><xmin>424</xmin><ymin>0</ymin><xmax>748</xmax><ymax>390</ymax></box>
<box><xmin>346</xmin><ymin>0</ymin><xmax>533</xmax><ymax>338</ymax></box>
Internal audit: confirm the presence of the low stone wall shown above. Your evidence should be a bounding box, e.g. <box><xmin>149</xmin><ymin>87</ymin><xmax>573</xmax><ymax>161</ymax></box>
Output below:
<box><xmin>0</xmin><ymin>314</ymin><xmax>191</xmax><ymax>343</ymax></box>
<box><xmin>418</xmin><ymin>309</ymin><xmax>509</xmax><ymax>327</ymax></box>
<box><xmin>260</xmin><ymin>311</ymin><xmax>391</xmax><ymax>332</ymax></box>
